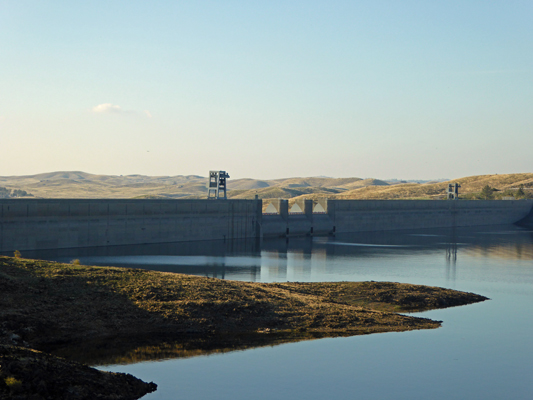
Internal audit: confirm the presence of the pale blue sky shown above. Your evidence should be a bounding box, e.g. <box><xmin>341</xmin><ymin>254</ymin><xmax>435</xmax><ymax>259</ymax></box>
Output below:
<box><xmin>1</xmin><ymin>1</ymin><xmax>531</xmax><ymax>180</ymax></box>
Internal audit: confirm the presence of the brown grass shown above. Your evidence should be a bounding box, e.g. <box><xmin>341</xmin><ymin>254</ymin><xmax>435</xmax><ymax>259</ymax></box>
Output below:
<box><xmin>3</xmin><ymin>171</ymin><xmax>532</xmax><ymax>200</ymax></box>
<box><xmin>0</xmin><ymin>256</ymin><xmax>488</xmax><ymax>398</ymax></box>
<box><xmin>0</xmin><ymin>256</ymin><xmax>487</xmax><ymax>351</ymax></box>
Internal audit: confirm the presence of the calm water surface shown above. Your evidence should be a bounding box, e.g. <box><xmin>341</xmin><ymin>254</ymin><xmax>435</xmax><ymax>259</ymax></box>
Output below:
<box><xmin>20</xmin><ymin>225</ymin><xmax>533</xmax><ymax>399</ymax></box>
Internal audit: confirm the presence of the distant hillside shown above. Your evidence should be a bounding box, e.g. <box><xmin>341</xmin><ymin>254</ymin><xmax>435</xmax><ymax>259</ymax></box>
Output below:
<box><xmin>340</xmin><ymin>178</ymin><xmax>389</xmax><ymax>190</ymax></box>
<box><xmin>269</xmin><ymin>177</ymin><xmax>364</xmax><ymax>189</ymax></box>
<box><xmin>227</xmin><ymin>179</ymin><xmax>271</xmax><ymax>190</ymax></box>
<box><xmin>0</xmin><ymin>172</ymin><xmax>370</xmax><ymax>199</ymax></box>
<box><xmin>0</xmin><ymin>171</ymin><xmax>531</xmax><ymax>201</ymax></box>
<box><xmin>295</xmin><ymin>173</ymin><xmax>533</xmax><ymax>201</ymax></box>
<box><xmin>0</xmin><ymin>171</ymin><xmax>206</xmax><ymax>199</ymax></box>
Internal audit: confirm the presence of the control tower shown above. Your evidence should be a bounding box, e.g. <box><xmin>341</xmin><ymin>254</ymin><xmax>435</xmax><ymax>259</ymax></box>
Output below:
<box><xmin>446</xmin><ymin>183</ymin><xmax>460</xmax><ymax>200</ymax></box>
<box><xmin>207</xmin><ymin>170</ymin><xmax>230</xmax><ymax>199</ymax></box>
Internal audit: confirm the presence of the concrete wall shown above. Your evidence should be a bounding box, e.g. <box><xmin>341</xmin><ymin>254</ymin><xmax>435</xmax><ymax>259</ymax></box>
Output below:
<box><xmin>517</xmin><ymin>206</ymin><xmax>533</xmax><ymax>227</ymax></box>
<box><xmin>329</xmin><ymin>199</ymin><xmax>533</xmax><ymax>232</ymax></box>
<box><xmin>262</xmin><ymin>199</ymin><xmax>533</xmax><ymax>238</ymax></box>
<box><xmin>0</xmin><ymin>199</ymin><xmax>261</xmax><ymax>252</ymax></box>
<box><xmin>1</xmin><ymin>198</ymin><xmax>532</xmax><ymax>251</ymax></box>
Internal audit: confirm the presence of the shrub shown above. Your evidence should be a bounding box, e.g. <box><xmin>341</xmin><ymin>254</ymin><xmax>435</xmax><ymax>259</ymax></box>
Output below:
<box><xmin>13</xmin><ymin>250</ymin><xmax>21</xmax><ymax>258</ymax></box>
<box><xmin>5</xmin><ymin>376</ymin><xmax>22</xmax><ymax>392</ymax></box>
<box><xmin>71</xmin><ymin>259</ymin><xmax>81</xmax><ymax>265</ymax></box>
<box><xmin>480</xmin><ymin>185</ymin><xmax>494</xmax><ymax>200</ymax></box>
<box><xmin>516</xmin><ymin>184</ymin><xmax>526</xmax><ymax>198</ymax></box>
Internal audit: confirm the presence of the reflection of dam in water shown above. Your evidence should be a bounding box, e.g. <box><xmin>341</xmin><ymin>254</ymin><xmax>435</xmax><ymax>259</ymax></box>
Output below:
<box><xmin>96</xmin><ymin>228</ymin><xmax>533</xmax><ymax>400</ymax></box>
<box><xmin>18</xmin><ymin>225</ymin><xmax>533</xmax><ymax>283</ymax></box>
<box><xmin>462</xmin><ymin>240</ymin><xmax>533</xmax><ymax>260</ymax></box>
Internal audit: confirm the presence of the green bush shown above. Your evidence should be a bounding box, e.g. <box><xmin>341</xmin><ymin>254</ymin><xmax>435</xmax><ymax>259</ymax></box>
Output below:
<box><xmin>480</xmin><ymin>185</ymin><xmax>494</xmax><ymax>200</ymax></box>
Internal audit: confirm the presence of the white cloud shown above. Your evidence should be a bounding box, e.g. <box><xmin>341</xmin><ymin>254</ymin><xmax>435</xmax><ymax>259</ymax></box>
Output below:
<box><xmin>92</xmin><ymin>103</ymin><xmax>123</xmax><ymax>113</ymax></box>
<box><xmin>92</xmin><ymin>104</ymin><xmax>152</xmax><ymax>118</ymax></box>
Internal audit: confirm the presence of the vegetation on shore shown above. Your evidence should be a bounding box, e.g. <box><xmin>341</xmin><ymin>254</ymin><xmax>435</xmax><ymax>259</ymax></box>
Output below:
<box><xmin>0</xmin><ymin>345</ymin><xmax>156</xmax><ymax>400</ymax></box>
<box><xmin>0</xmin><ymin>256</ymin><xmax>487</xmax><ymax>348</ymax></box>
<box><xmin>0</xmin><ymin>255</ymin><xmax>488</xmax><ymax>398</ymax></box>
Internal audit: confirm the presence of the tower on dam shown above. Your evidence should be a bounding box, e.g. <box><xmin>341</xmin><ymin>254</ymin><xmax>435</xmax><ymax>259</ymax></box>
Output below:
<box><xmin>207</xmin><ymin>170</ymin><xmax>230</xmax><ymax>199</ymax></box>
<box><xmin>447</xmin><ymin>183</ymin><xmax>460</xmax><ymax>200</ymax></box>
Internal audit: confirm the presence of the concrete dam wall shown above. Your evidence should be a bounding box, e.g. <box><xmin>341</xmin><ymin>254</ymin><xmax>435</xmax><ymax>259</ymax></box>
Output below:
<box><xmin>0</xmin><ymin>199</ymin><xmax>261</xmax><ymax>252</ymax></box>
<box><xmin>262</xmin><ymin>199</ymin><xmax>533</xmax><ymax>237</ymax></box>
<box><xmin>1</xmin><ymin>198</ymin><xmax>532</xmax><ymax>251</ymax></box>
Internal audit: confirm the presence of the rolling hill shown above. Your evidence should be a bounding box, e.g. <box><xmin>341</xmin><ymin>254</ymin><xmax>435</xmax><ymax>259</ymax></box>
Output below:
<box><xmin>0</xmin><ymin>171</ymin><xmax>531</xmax><ymax>201</ymax></box>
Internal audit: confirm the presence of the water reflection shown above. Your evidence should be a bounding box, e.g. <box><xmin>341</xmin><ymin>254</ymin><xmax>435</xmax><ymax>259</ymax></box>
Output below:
<box><xmin>445</xmin><ymin>228</ymin><xmax>458</xmax><ymax>282</ymax></box>
<box><xmin>43</xmin><ymin>332</ymin><xmax>338</xmax><ymax>366</ymax></box>
<box><xmin>463</xmin><ymin>240</ymin><xmax>533</xmax><ymax>260</ymax></box>
<box><xmin>9</xmin><ymin>225</ymin><xmax>533</xmax><ymax>283</ymax></box>
<box><xmin>86</xmin><ymin>225</ymin><xmax>533</xmax><ymax>400</ymax></box>
<box><xmin>12</xmin><ymin>223</ymin><xmax>533</xmax><ymax>376</ymax></box>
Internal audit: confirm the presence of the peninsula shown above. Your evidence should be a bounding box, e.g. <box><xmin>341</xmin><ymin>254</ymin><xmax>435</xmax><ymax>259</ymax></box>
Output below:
<box><xmin>0</xmin><ymin>255</ymin><xmax>487</xmax><ymax>399</ymax></box>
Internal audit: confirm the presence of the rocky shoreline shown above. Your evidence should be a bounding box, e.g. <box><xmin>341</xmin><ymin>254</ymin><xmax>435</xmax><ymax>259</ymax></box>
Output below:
<box><xmin>0</xmin><ymin>255</ymin><xmax>488</xmax><ymax>399</ymax></box>
<box><xmin>0</xmin><ymin>345</ymin><xmax>156</xmax><ymax>399</ymax></box>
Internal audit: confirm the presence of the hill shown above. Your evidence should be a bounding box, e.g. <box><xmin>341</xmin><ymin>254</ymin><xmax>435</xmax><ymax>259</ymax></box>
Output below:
<box><xmin>0</xmin><ymin>171</ymin><xmax>207</xmax><ymax>199</ymax></box>
<box><xmin>0</xmin><ymin>172</ymin><xmax>370</xmax><ymax>199</ymax></box>
<box><xmin>330</xmin><ymin>173</ymin><xmax>533</xmax><ymax>200</ymax></box>
<box><xmin>0</xmin><ymin>171</ymin><xmax>531</xmax><ymax>201</ymax></box>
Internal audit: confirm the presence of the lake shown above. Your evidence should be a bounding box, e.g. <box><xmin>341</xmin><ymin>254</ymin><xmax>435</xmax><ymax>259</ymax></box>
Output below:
<box><xmin>21</xmin><ymin>224</ymin><xmax>533</xmax><ymax>399</ymax></box>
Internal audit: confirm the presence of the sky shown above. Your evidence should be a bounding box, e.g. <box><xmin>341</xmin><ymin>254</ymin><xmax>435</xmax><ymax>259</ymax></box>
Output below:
<box><xmin>0</xmin><ymin>1</ymin><xmax>531</xmax><ymax>180</ymax></box>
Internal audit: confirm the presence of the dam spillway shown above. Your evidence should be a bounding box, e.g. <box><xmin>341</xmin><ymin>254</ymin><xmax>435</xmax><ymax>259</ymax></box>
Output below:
<box><xmin>0</xmin><ymin>198</ymin><xmax>532</xmax><ymax>252</ymax></box>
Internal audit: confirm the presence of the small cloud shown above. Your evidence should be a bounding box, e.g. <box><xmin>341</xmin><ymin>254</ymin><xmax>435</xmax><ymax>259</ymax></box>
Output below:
<box><xmin>92</xmin><ymin>103</ymin><xmax>123</xmax><ymax>113</ymax></box>
<box><xmin>92</xmin><ymin>103</ymin><xmax>152</xmax><ymax>118</ymax></box>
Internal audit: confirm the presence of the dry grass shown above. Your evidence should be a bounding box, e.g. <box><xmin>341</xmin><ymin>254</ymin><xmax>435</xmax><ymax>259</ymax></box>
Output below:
<box><xmin>293</xmin><ymin>173</ymin><xmax>533</xmax><ymax>202</ymax></box>
<box><xmin>0</xmin><ymin>256</ymin><xmax>488</xmax><ymax>397</ymax></box>
<box><xmin>0</xmin><ymin>256</ymin><xmax>487</xmax><ymax>351</ymax></box>
<box><xmin>3</xmin><ymin>170</ymin><xmax>531</xmax><ymax>200</ymax></box>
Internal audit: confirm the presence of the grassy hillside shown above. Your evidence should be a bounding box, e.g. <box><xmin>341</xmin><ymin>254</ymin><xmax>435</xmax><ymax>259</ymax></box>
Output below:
<box><xmin>0</xmin><ymin>172</ymin><xmax>371</xmax><ymax>199</ymax></box>
<box><xmin>331</xmin><ymin>173</ymin><xmax>533</xmax><ymax>200</ymax></box>
<box><xmin>0</xmin><ymin>171</ymin><xmax>207</xmax><ymax>199</ymax></box>
<box><xmin>0</xmin><ymin>171</ymin><xmax>531</xmax><ymax>201</ymax></box>
<box><xmin>287</xmin><ymin>173</ymin><xmax>533</xmax><ymax>203</ymax></box>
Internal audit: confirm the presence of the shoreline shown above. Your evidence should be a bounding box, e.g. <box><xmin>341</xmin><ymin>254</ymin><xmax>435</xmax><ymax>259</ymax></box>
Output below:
<box><xmin>0</xmin><ymin>255</ymin><xmax>488</xmax><ymax>399</ymax></box>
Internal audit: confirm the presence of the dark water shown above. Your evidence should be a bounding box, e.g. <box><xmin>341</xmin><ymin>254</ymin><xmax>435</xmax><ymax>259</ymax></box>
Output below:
<box><xmin>19</xmin><ymin>225</ymin><xmax>533</xmax><ymax>399</ymax></box>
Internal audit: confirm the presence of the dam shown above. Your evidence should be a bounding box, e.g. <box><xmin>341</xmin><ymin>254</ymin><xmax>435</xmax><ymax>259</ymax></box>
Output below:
<box><xmin>0</xmin><ymin>198</ymin><xmax>532</xmax><ymax>252</ymax></box>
